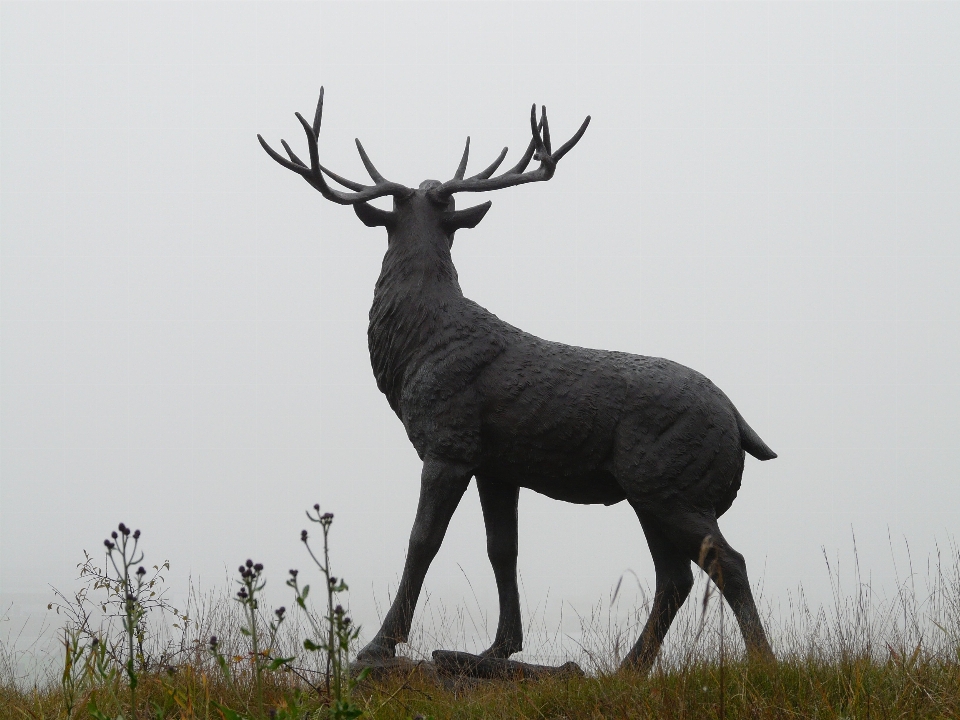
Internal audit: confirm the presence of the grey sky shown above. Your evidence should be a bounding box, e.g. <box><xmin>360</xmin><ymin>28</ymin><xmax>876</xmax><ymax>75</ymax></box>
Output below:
<box><xmin>2</xmin><ymin>1</ymin><xmax>959</xmax><ymax>659</ymax></box>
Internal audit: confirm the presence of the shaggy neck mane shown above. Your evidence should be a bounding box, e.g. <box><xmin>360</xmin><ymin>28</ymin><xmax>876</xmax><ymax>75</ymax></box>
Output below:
<box><xmin>368</xmin><ymin>233</ymin><xmax>463</xmax><ymax>414</ymax></box>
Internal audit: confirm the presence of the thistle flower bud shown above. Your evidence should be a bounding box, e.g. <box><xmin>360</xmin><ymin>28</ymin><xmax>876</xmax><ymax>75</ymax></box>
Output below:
<box><xmin>254</xmin><ymin>563</ymin><xmax>263</xmax><ymax>572</ymax></box>
<box><xmin>239</xmin><ymin>565</ymin><xmax>246</xmax><ymax>575</ymax></box>
<box><xmin>111</xmin><ymin>531</ymin><xmax>118</xmax><ymax>540</ymax></box>
<box><xmin>300</xmin><ymin>530</ymin><xmax>308</xmax><ymax>542</ymax></box>
<box><xmin>104</xmin><ymin>540</ymin><xmax>115</xmax><ymax>550</ymax></box>
<box><xmin>136</xmin><ymin>566</ymin><xmax>146</xmax><ymax>576</ymax></box>
<box><xmin>313</xmin><ymin>503</ymin><xmax>320</xmax><ymax>511</ymax></box>
<box><xmin>133</xmin><ymin>529</ymin><xmax>140</xmax><ymax>539</ymax></box>
<box><xmin>289</xmin><ymin>569</ymin><xmax>299</xmax><ymax>578</ymax></box>
<box><xmin>245</xmin><ymin>559</ymin><xmax>253</xmax><ymax>568</ymax></box>
<box><xmin>118</xmin><ymin>522</ymin><xmax>127</xmax><ymax>533</ymax></box>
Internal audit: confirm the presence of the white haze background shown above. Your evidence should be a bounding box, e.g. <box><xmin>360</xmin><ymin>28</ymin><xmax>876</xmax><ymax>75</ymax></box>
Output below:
<box><xmin>2</xmin><ymin>1</ymin><xmax>959</xmax><ymax>663</ymax></box>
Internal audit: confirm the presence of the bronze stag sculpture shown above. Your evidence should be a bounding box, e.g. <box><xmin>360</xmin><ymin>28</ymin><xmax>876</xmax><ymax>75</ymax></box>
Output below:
<box><xmin>259</xmin><ymin>89</ymin><xmax>777</xmax><ymax>671</ymax></box>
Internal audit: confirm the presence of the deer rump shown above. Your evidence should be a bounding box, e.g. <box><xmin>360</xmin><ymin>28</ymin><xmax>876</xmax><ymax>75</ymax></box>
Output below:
<box><xmin>391</xmin><ymin>299</ymin><xmax>776</xmax><ymax>518</ymax></box>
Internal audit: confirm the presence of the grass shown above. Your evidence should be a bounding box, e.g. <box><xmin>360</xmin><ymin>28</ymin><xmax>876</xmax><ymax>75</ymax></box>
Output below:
<box><xmin>2</xmin><ymin>517</ymin><xmax>959</xmax><ymax>719</ymax></box>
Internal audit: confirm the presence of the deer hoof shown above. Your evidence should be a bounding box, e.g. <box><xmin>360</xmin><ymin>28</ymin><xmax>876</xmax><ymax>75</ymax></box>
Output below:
<box><xmin>356</xmin><ymin>638</ymin><xmax>396</xmax><ymax>663</ymax></box>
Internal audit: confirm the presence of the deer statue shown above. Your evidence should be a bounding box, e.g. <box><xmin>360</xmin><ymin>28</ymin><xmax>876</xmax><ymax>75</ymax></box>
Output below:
<box><xmin>259</xmin><ymin>88</ymin><xmax>777</xmax><ymax>672</ymax></box>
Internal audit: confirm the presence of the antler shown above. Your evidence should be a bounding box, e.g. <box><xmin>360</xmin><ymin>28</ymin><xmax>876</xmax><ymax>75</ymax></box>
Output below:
<box><xmin>257</xmin><ymin>88</ymin><xmax>412</xmax><ymax>205</ymax></box>
<box><xmin>431</xmin><ymin>105</ymin><xmax>590</xmax><ymax>200</ymax></box>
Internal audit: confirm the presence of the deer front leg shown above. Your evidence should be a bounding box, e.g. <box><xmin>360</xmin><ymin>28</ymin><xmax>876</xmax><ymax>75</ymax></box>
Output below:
<box><xmin>356</xmin><ymin>457</ymin><xmax>473</xmax><ymax>662</ymax></box>
<box><xmin>476</xmin><ymin>477</ymin><xmax>522</xmax><ymax>658</ymax></box>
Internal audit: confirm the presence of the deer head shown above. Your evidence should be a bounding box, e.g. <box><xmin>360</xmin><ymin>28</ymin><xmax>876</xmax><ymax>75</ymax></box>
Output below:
<box><xmin>258</xmin><ymin>88</ymin><xmax>590</xmax><ymax>245</ymax></box>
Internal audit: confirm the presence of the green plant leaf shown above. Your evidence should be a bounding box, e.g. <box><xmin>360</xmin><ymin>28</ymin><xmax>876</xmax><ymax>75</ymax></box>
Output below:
<box><xmin>212</xmin><ymin>701</ymin><xmax>246</xmax><ymax>720</ymax></box>
<box><xmin>303</xmin><ymin>638</ymin><xmax>321</xmax><ymax>652</ymax></box>
<box><xmin>267</xmin><ymin>656</ymin><xmax>295</xmax><ymax>671</ymax></box>
<box><xmin>86</xmin><ymin>699</ymin><xmax>112</xmax><ymax>720</ymax></box>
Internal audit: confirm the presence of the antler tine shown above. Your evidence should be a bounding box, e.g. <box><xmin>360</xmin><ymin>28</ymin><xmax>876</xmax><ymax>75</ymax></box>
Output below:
<box><xmin>528</xmin><ymin>105</ymin><xmax>551</xmax><ymax>172</ymax></box>
<box><xmin>355</xmin><ymin>139</ymin><xmax>386</xmax><ymax>183</ymax></box>
<box><xmin>295</xmin><ymin>112</ymin><xmax>322</xmax><ymax>173</ymax></box>
<box><xmin>312</xmin><ymin>88</ymin><xmax>324</xmax><ymax>140</ymax></box>
<box><xmin>470</xmin><ymin>147</ymin><xmax>508</xmax><ymax>181</ymax></box>
<box><xmin>431</xmin><ymin>104</ymin><xmax>589</xmax><ymax>198</ymax></box>
<box><xmin>258</xmin><ymin>134</ymin><xmax>311</xmax><ymax>178</ymax></box>
<box><xmin>319</xmin><ymin>164</ymin><xmax>367</xmax><ymax>192</ymax></box>
<box><xmin>541</xmin><ymin>105</ymin><xmax>552</xmax><ymax>155</ymax></box>
<box><xmin>553</xmin><ymin>115</ymin><xmax>591</xmax><ymax>162</ymax></box>
<box><xmin>454</xmin><ymin>137</ymin><xmax>470</xmax><ymax>181</ymax></box>
<box><xmin>503</xmin><ymin>115</ymin><xmax>544</xmax><ymax>177</ymax></box>
<box><xmin>281</xmin><ymin>139</ymin><xmax>307</xmax><ymax>168</ymax></box>
<box><xmin>259</xmin><ymin>90</ymin><xmax>413</xmax><ymax>205</ymax></box>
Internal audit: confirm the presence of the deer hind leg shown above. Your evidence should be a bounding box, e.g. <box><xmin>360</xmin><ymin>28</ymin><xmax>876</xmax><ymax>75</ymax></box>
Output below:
<box><xmin>621</xmin><ymin>509</ymin><xmax>694</xmax><ymax>672</ymax></box>
<box><xmin>476</xmin><ymin>477</ymin><xmax>522</xmax><ymax>658</ymax></box>
<box><xmin>659</xmin><ymin>509</ymin><xmax>775</xmax><ymax>663</ymax></box>
<box><xmin>356</xmin><ymin>456</ymin><xmax>473</xmax><ymax>662</ymax></box>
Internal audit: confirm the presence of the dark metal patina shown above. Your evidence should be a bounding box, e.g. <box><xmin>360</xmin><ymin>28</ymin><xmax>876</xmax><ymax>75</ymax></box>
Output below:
<box><xmin>259</xmin><ymin>89</ymin><xmax>777</xmax><ymax>672</ymax></box>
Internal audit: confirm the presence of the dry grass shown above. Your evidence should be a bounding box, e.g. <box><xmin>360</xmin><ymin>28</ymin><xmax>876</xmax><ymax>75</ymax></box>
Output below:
<box><xmin>3</xmin><ymin>538</ymin><xmax>960</xmax><ymax>719</ymax></box>
<box><xmin>4</xmin><ymin>652</ymin><xmax>960</xmax><ymax>719</ymax></box>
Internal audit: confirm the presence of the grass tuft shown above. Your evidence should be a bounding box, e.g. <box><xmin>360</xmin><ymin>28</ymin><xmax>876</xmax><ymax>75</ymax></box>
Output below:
<box><xmin>2</xmin><ymin>521</ymin><xmax>959</xmax><ymax>719</ymax></box>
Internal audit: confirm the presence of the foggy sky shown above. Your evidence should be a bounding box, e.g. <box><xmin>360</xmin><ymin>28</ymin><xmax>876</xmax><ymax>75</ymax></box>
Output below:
<box><xmin>2</xmin><ymin>1</ymin><xmax>959</xmax><ymax>660</ymax></box>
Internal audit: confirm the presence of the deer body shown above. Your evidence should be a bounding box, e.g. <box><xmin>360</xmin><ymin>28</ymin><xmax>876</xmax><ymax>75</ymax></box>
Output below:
<box><xmin>370</xmin><ymin>197</ymin><xmax>758</xmax><ymax>511</ymax></box>
<box><xmin>260</xmin><ymin>91</ymin><xmax>777</xmax><ymax>670</ymax></box>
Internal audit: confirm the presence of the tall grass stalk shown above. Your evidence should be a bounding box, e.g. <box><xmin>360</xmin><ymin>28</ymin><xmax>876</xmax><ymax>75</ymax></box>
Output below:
<box><xmin>3</xmin><ymin>530</ymin><xmax>959</xmax><ymax>718</ymax></box>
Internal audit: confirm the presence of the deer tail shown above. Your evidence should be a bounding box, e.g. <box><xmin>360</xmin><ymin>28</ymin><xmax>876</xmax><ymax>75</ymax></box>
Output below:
<box><xmin>733</xmin><ymin>407</ymin><xmax>777</xmax><ymax>461</ymax></box>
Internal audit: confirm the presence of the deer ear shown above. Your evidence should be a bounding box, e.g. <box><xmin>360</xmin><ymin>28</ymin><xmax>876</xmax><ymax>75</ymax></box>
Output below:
<box><xmin>441</xmin><ymin>201</ymin><xmax>492</xmax><ymax>233</ymax></box>
<box><xmin>354</xmin><ymin>202</ymin><xmax>396</xmax><ymax>228</ymax></box>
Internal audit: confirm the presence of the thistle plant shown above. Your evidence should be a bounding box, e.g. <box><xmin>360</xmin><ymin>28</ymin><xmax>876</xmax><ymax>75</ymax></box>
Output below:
<box><xmin>98</xmin><ymin>522</ymin><xmax>147</xmax><ymax>719</ymax></box>
<box><xmin>287</xmin><ymin>504</ymin><xmax>366</xmax><ymax>719</ymax></box>
<box><xmin>227</xmin><ymin>559</ymin><xmax>293</xmax><ymax>718</ymax></box>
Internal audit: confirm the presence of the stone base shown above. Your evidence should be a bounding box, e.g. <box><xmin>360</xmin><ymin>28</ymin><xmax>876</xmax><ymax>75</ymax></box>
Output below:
<box><xmin>349</xmin><ymin>655</ymin><xmax>437</xmax><ymax>682</ymax></box>
<box><xmin>431</xmin><ymin>650</ymin><xmax>584</xmax><ymax>680</ymax></box>
<box><xmin>350</xmin><ymin>651</ymin><xmax>585</xmax><ymax>686</ymax></box>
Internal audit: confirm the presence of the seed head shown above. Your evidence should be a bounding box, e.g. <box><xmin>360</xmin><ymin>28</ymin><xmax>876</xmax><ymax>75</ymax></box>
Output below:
<box><xmin>111</xmin><ymin>531</ymin><xmax>118</xmax><ymax>540</ymax></box>
<box><xmin>289</xmin><ymin>569</ymin><xmax>299</xmax><ymax>578</ymax></box>
<box><xmin>136</xmin><ymin>566</ymin><xmax>146</xmax><ymax>576</ymax></box>
<box><xmin>313</xmin><ymin>503</ymin><xmax>320</xmax><ymax>511</ymax></box>
<box><xmin>104</xmin><ymin>540</ymin><xmax>115</xmax><ymax>550</ymax></box>
<box><xmin>245</xmin><ymin>559</ymin><xmax>253</xmax><ymax>568</ymax></box>
<box><xmin>300</xmin><ymin>530</ymin><xmax>308</xmax><ymax>542</ymax></box>
<box><xmin>132</xmin><ymin>529</ymin><xmax>141</xmax><ymax>540</ymax></box>
<box><xmin>254</xmin><ymin>563</ymin><xmax>263</xmax><ymax>573</ymax></box>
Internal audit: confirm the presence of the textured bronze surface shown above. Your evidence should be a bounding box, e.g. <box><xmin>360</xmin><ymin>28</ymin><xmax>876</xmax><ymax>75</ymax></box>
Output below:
<box><xmin>260</xmin><ymin>89</ymin><xmax>777</xmax><ymax>671</ymax></box>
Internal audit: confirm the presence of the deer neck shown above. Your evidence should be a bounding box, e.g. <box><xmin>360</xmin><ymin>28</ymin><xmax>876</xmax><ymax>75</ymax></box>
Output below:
<box><xmin>368</xmin><ymin>231</ymin><xmax>463</xmax><ymax>413</ymax></box>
